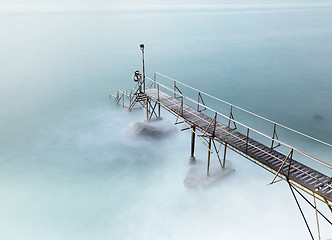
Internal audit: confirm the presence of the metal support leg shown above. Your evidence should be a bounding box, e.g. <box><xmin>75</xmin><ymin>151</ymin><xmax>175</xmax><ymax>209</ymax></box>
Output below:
<box><xmin>158</xmin><ymin>102</ymin><xmax>161</xmax><ymax>119</ymax></box>
<box><xmin>288</xmin><ymin>181</ymin><xmax>315</xmax><ymax>240</ymax></box>
<box><xmin>313</xmin><ymin>194</ymin><xmax>321</xmax><ymax>240</ymax></box>
<box><xmin>145</xmin><ymin>97</ymin><xmax>149</xmax><ymax>121</ymax></box>
<box><xmin>223</xmin><ymin>143</ymin><xmax>227</xmax><ymax>168</ymax></box>
<box><xmin>207</xmin><ymin>137</ymin><xmax>212</xmax><ymax>175</ymax></box>
<box><xmin>190</xmin><ymin>126</ymin><xmax>196</xmax><ymax>162</ymax></box>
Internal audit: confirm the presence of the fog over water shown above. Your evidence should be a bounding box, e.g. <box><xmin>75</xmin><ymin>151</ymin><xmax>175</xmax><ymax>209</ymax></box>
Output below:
<box><xmin>0</xmin><ymin>1</ymin><xmax>332</xmax><ymax>239</ymax></box>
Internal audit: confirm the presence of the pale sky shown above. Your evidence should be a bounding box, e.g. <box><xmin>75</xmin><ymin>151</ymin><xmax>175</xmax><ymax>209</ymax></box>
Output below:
<box><xmin>1</xmin><ymin>0</ymin><xmax>332</xmax><ymax>13</ymax></box>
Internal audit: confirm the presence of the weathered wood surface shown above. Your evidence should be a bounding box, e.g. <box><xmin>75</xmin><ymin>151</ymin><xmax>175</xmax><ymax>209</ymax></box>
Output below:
<box><xmin>145</xmin><ymin>88</ymin><xmax>332</xmax><ymax>202</ymax></box>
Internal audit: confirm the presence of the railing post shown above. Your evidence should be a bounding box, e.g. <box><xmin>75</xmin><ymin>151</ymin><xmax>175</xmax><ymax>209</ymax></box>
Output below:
<box><xmin>154</xmin><ymin>72</ymin><xmax>157</xmax><ymax>88</ymax></box>
<box><xmin>157</xmin><ymin>84</ymin><xmax>160</xmax><ymax>101</ymax></box>
<box><xmin>213</xmin><ymin>112</ymin><xmax>217</xmax><ymax>136</ymax></box>
<box><xmin>287</xmin><ymin>148</ymin><xmax>294</xmax><ymax>177</ymax></box>
<box><xmin>228</xmin><ymin>105</ymin><xmax>233</xmax><ymax>128</ymax></box>
<box><xmin>174</xmin><ymin>81</ymin><xmax>176</xmax><ymax>98</ymax></box>
<box><xmin>197</xmin><ymin>92</ymin><xmax>200</xmax><ymax>111</ymax></box>
<box><xmin>271</xmin><ymin>123</ymin><xmax>276</xmax><ymax>148</ymax></box>
<box><xmin>270</xmin><ymin>123</ymin><xmax>281</xmax><ymax>149</ymax></box>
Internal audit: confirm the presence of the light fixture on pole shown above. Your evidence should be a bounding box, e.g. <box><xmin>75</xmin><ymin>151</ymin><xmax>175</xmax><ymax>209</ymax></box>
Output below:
<box><xmin>140</xmin><ymin>44</ymin><xmax>145</xmax><ymax>92</ymax></box>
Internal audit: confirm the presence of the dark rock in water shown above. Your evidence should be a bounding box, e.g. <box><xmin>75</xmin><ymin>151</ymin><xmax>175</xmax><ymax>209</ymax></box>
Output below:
<box><xmin>128</xmin><ymin>122</ymin><xmax>161</xmax><ymax>138</ymax></box>
<box><xmin>314</xmin><ymin>114</ymin><xmax>324</xmax><ymax>121</ymax></box>
<box><xmin>127</xmin><ymin>121</ymin><xmax>176</xmax><ymax>139</ymax></box>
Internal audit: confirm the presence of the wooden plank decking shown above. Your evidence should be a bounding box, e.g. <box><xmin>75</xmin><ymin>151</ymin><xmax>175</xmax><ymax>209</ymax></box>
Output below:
<box><xmin>145</xmin><ymin>88</ymin><xmax>332</xmax><ymax>202</ymax></box>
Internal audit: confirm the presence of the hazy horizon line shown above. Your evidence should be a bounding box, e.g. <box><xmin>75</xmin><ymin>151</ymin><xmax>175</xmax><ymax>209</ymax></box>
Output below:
<box><xmin>1</xmin><ymin>2</ymin><xmax>332</xmax><ymax>13</ymax></box>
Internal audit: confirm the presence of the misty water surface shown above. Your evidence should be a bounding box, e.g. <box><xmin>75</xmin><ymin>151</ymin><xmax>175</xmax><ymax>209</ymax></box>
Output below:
<box><xmin>0</xmin><ymin>1</ymin><xmax>331</xmax><ymax>239</ymax></box>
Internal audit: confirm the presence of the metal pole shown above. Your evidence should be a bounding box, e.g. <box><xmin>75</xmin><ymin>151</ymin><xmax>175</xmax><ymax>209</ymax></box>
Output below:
<box><xmin>197</xmin><ymin>92</ymin><xmax>200</xmax><ymax>111</ymax></box>
<box><xmin>288</xmin><ymin>182</ymin><xmax>315</xmax><ymax>240</ymax></box>
<box><xmin>181</xmin><ymin>97</ymin><xmax>183</xmax><ymax>116</ymax></box>
<box><xmin>246</xmin><ymin>128</ymin><xmax>250</xmax><ymax>153</ymax></box>
<box><xmin>140</xmin><ymin>44</ymin><xmax>145</xmax><ymax>92</ymax></box>
<box><xmin>271</xmin><ymin>123</ymin><xmax>277</xmax><ymax>149</ymax></box>
<box><xmin>207</xmin><ymin>137</ymin><xmax>212</xmax><ymax>175</ymax></box>
<box><xmin>228</xmin><ymin>105</ymin><xmax>233</xmax><ymax>128</ymax></box>
<box><xmin>158</xmin><ymin>103</ymin><xmax>161</xmax><ymax>119</ymax></box>
<box><xmin>313</xmin><ymin>193</ymin><xmax>321</xmax><ymax>240</ymax></box>
<box><xmin>287</xmin><ymin>148</ymin><xmax>294</xmax><ymax>177</ymax></box>
<box><xmin>213</xmin><ymin>112</ymin><xmax>217</xmax><ymax>136</ymax></box>
<box><xmin>146</xmin><ymin>97</ymin><xmax>149</xmax><ymax>121</ymax></box>
<box><xmin>190</xmin><ymin>126</ymin><xmax>196</xmax><ymax>162</ymax></box>
<box><xmin>223</xmin><ymin>143</ymin><xmax>227</xmax><ymax>168</ymax></box>
<box><xmin>157</xmin><ymin>84</ymin><xmax>161</xmax><ymax>119</ymax></box>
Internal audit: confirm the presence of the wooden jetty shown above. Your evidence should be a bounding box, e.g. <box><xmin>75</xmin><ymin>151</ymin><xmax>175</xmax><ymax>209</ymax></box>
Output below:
<box><xmin>111</xmin><ymin>44</ymin><xmax>332</xmax><ymax>239</ymax></box>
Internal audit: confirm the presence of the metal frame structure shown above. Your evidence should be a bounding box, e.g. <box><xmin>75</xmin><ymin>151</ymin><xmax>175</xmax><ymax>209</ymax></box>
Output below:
<box><xmin>110</xmin><ymin>45</ymin><xmax>332</xmax><ymax>239</ymax></box>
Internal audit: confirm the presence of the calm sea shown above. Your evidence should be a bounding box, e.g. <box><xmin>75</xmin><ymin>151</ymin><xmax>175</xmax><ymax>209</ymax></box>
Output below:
<box><xmin>0</xmin><ymin>1</ymin><xmax>331</xmax><ymax>239</ymax></box>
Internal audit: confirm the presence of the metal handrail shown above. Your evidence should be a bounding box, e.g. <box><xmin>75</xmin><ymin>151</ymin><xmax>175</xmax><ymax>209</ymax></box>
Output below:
<box><xmin>145</xmin><ymin>76</ymin><xmax>332</xmax><ymax>170</ymax></box>
<box><xmin>155</xmin><ymin>72</ymin><xmax>332</xmax><ymax>148</ymax></box>
<box><xmin>145</xmin><ymin>78</ymin><xmax>332</xmax><ymax>190</ymax></box>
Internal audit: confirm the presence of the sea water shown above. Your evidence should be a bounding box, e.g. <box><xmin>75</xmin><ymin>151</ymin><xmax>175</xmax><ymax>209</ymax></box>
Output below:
<box><xmin>0</xmin><ymin>1</ymin><xmax>331</xmax><ymax>239</ymax></box>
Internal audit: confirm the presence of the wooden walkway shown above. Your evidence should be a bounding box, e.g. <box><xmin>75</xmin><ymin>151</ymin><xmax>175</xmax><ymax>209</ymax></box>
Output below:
<box><xmin>145</xmin><ymin>88</ymin><xmax>332</xmax><ymax>202</ymax></box>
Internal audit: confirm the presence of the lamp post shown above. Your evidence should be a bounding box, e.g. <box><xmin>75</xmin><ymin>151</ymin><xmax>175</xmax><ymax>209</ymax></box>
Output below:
<box><xmin>140</xmin><ymin>44</ymin><xmax>145</xmax><ymax>92</ymax></box>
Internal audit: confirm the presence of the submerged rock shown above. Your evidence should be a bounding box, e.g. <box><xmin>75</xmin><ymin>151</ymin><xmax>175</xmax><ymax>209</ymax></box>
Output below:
<box><xmin>313</xmin><ymin>114</ymin><xmax>324</xmax><ymax>121</ymax></box>
<box><xmin>127</xmin><ymin>120</ymin><xmax>176</xmax><ymax>139</ymax></box>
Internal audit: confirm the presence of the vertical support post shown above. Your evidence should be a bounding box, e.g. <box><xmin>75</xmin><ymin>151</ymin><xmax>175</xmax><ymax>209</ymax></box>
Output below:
<box><xmin>145</xmin><ymin>97</ymin><xmax>149</xmax><ymax>121</ymax></box>
<box><xmin>313</xmin><ymin>193</ymin><xmax>321</xmax><ymax>240</ymax></box>
<box><xmin>140</xmin><ymin>44</ymin><xmax>145</xmax><ymax>93</ymax></box>
<box><xmin>190</xmin><ymin>126</ymin><xmax>196</xmax><ymax>162</ymax></box>
<box><xmin>157</xmin><ymin>84</ymin><xmax>161</xmax><ymax>119</ymax></box>
<box><xmin>207</xmin><ymin>137</ymin><xmax>212</xmax><ymax>175</ymax></box>
<box><xmin>246</xmin><ymin>128</ymin><xmax>250</xmax><ymax>153</ymax></box>
<box><xmin>122</xmin><ymin>93</ymin><xmax>124</xmax><ymax>108</ymax></box>
<box><xmin>223</xmin><ymin>143</ymin><xmax>227</xmax><ymax>168</ymax></box>
<box><xmin>174</xmin><ymin>81</ymin><xmax>176</xmax><ymax>98</ymax></box>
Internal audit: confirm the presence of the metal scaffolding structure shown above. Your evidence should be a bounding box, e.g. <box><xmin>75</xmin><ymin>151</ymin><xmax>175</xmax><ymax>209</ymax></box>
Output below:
<box><xmin>111</xmin><ymin>45</ymin><xmax>332</xmax><ymax>239</ymax></box>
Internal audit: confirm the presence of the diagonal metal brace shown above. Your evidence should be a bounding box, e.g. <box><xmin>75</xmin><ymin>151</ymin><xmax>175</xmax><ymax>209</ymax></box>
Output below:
<box><xmin>269</xmin><ymin>149</ymin><xmax>293</xmax><ymax>185</ymax></box>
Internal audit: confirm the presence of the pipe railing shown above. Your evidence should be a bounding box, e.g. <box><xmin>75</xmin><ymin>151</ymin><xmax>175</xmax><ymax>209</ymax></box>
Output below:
<box><xmin>155</xmin><ymin>72</ymin><xmax>332</xmax><ymax>148</ymax></box>
<box><xmin>144</xmin><ymin>75</ymin><xmax>332</xmax><ymax>176</ymax></box>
